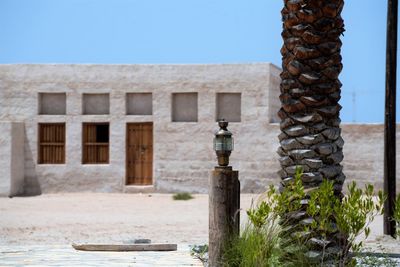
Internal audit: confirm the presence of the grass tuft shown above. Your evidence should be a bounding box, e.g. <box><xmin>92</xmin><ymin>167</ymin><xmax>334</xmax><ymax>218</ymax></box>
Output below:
<box><xmin>172</xmin><ymin>192</ymin><xmax>194</xmax><ymax>201</ymax></box>
<box><xmin>222</xmin><ymin>218</ymin><xmax>309</xmax><ymax>267</ymax></box>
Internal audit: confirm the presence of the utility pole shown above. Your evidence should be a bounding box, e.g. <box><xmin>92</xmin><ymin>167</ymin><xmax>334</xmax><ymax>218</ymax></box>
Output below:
<box><xmin>352</xmin><ymin>89</ymin><xmax>356</xmax><ymax>123</ymax></box>
<box><xmin>384</xmin><ymin>0</ymin><xmax>397</xmax><ymax>237</ymax></box>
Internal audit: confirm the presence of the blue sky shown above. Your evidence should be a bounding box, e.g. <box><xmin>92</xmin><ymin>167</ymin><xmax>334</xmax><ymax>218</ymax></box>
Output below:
<box><xmin>0</xmin><ymin>0</ymin><xmax>397</xmax><ymax>123</ymax></box>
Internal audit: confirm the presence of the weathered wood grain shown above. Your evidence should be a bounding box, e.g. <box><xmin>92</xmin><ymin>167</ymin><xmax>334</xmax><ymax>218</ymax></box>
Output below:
<box><xmin>72</xmin><ymin>243</ymin><xmax>177</xmax><ymax>252</ymax></box>
<box><xmin>209</xmin><ymin>167</ymin><xmax>239</xmax><ymax>267</ymax></box>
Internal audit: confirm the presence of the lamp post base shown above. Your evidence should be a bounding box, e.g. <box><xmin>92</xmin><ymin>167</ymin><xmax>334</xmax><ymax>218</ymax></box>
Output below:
<box><xmin>209</xmin><ymin>166</ymin><xmax>240</xmax><ymax>267</ymax></box>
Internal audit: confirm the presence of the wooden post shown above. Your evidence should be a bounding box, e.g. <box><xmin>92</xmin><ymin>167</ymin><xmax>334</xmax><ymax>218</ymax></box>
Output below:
<box><xmin>384</xmin><ymin>0</ymin><xmax>397</xmax><ymax>237</ymax></box>
<box><xmin>209</xmin><ymin>166</ymin><xmax>240</xmax><ymax>267</ymax></box>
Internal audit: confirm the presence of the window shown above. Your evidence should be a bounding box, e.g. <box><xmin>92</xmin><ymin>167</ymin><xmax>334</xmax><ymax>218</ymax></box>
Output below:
<box><xmin>216</xmin><ymin>93</ymin><xmax>241</xmax><ymax>122</ymax></box>
<box><xmin>39</xmin><ymin>93</ymin><xmax>66</xmax><ymax>115</ymax></box>
<box><xmin>172</xmin><ymin>93</ymin><xmax>198</xmax><ymax>122</ymax></box>
<box><xmin>82</xmin><ymin>94</ymin><xmax>110</xmax><ymax>114</ymax></box>
<box><xmin>126</xmin><ymin>93</ymin><xmax>152</xmax><ymax>115</ymax></box>
<box><xmin>82</xmin><ymin>123</ymin><xmax>109</xmax><ymax>164</ymax></box>
<box><xmin>38</xmin><ymin>123</ymin><xmax>65</xmax><ymax>164</ymax></box>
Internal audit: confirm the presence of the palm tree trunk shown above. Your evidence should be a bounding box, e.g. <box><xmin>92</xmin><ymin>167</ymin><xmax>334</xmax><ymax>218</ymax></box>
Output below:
<box><xmin>279</xmin><ymin>0</ymin><xmax>345</xmax><ymax>261</ymax></box>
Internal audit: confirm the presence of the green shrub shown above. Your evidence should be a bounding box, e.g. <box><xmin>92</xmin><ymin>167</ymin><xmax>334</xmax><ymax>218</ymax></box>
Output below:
<box><xmin>172</xmin><ymin>192</ymin><xmax>194</xmax><ymax>200</ymax></box>
<box><xmin>223</xmin><ymin>208</ymin><xmax>309</xmax><ymax>267</ymax></box>
<box><xmin>305</xmin><ymin>178</ymin><xmax>338</xmax><ymax>266</ymax></box>
<box><xmin>223</xmin><ymin>170</ymin><xmax>310</xmax><ymax>267</ymax></box>
<box><xmin>334</xmin><ymin>182</ymin><xmax>385</xmax><ymax>263</ymax></box>
<box><xmin>306</xmin><ymin>179</ymin><xmax>385</xmax><ymax>266</ymax></box>
<box><xmin>394</xmin><ymin>194</ymin><xmax>400</xmax><ymax>239</ymax></box>
<box><xmin>223</xmin><ymin>168</ymin><xmax>386</xmax><ymax>267</ymax></box>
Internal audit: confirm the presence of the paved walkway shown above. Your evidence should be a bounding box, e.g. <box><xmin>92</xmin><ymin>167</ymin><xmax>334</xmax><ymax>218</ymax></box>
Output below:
<box><xmin>0</xmin><ymin>245</ymin><xmax>202</xmax><ymax>267</ymax></box>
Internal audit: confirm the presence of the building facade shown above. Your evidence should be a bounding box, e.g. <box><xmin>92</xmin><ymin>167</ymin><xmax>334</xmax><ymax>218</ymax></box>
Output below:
<box><xmin>1</xmin><ymin>64</ymin><xmax>399</xmax><ymax>197</ymax></box>
<box><xmin>0</xmin><ymin>63</ymin><xmax>282</xmax><ymax>196</ymax></box>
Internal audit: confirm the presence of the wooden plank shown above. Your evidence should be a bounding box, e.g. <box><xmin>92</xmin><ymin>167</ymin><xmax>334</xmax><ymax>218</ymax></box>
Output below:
<box><xmin>209</xmin><ymin>167</ymin><xmax>240</xmax><ymax>266</ymax></box>
<box><xmin>40</xmin><ymin>142</ymin><xmax>65</xmax><ymax>146</ymax></box>
<box><xmin>144</xmin><ymin>123</ymin><xmax>153</xmax><ymax>185</ymax></box>
<box><xmin>53</xmin><ymin>125</ymin><xmax>57</xmax><ymax>163</ymax></box>
<box><xmin>61</xmin><ymin>124</ymin><xmax>65</xmax><ymax>163</ymax></box>
<box><xmin>60</xmin><ymin>124</ymin><xmax>65</xmax><ymax>163</ymax></box>
<box><xmin>127</xmin><ymin>123</ymin><xmax>134</xmax><ymax>184</ymax></box>
<box><xmin>72</xmin><ymin>243</ymin><xmax>177</xmax><ymax>252</ymax></box>
<box><xmin>83</xmin><ymin>142</ymin><xmax>109</xmax><ymax>146</ymax></box>
<box><xmin>82</xmin><ymin>124</ymin><xmax>86</xmax><ymax>163</ymax></box>
<box><xmin>44</xmin><ymin>125</ymin><xmax>48</xmax><ymax>162</ymax></box>
<box><xmin>126</xmin><ymin>124</ymin><xmax>130</xmax><ymax>184</ymax></box>
<box><xmin>97</xmin><ymin>144</ymin><xmax>108</xmax><ymax>163</ymax></box>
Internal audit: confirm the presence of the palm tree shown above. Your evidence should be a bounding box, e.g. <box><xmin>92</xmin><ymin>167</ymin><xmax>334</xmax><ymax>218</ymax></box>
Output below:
<box><xmin>278</xmin><ymin>0</ymin><xmax>345</xmax><ymax>261</ymax></box>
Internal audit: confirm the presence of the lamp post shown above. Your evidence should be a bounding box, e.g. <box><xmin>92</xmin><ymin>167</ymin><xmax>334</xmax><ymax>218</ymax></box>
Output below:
<box><xmin>213</xmin><ymin>119</ymin><xmax>234</xmax><ymax>166</ymax></box>
<box><xmin>209</xmin><ymin>120</ymin><xmax>240</xmax><ymax>267</ymax></box>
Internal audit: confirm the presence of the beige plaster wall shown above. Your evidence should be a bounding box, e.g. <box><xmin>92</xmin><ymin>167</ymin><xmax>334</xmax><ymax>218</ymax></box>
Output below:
<box><xmin>0</xmin><ymin>122</ymin><xmax>25</xmax><ymax>196</ymax></box>
<box><xmin>0</xmin><ymin>64</ymin><xmax>397</xmax><ymax>195</ymax></box>
<box><xmin>268</xmin><ymin>64</ymin><xmax>281</xmax><ymax>123</ymax></box>
<box><xmin>0</xmin><ymin>63</ymin><xmax>280</xmax><ymax>194</ymax></box>
<box><xmin>340</xmin><ymin>124</ymin><xmax>400</xmax><ymax>193</ymax></box>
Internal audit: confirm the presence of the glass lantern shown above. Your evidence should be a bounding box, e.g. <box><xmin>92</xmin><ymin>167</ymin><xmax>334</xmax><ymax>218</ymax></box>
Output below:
<box><xmin>213</xmin><ymin>120</ymin><xmax>234</xmax><ymax>166</ymax></box>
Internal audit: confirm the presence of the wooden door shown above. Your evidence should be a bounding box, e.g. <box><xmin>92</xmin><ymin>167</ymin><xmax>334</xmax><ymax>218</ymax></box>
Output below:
<box><xmin>126</xmin><ymin>123</ymin><xmax>153</xmax><ymax>185</ymax></box>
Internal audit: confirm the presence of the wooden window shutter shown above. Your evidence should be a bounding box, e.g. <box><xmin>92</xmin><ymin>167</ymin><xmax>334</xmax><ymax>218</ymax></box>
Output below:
<box><xmin>82</xmin><ymin>123</ymin><xmax>109</xmax><ymax>164</ymax></box>
<box><xmin>38</xmin><ymin>123</ymin><xmax>66</xmax><ymax>164</ymax></box>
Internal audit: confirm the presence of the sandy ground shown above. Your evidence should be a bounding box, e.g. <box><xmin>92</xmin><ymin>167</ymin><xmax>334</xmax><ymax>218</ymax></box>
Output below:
<box><xmin>0</xmin><ymin>193</ymin><xmax>398</xmax><ymax>253</ymax></box>
<box><xmin>0</xmin><ymin>193</ymin><xmax>257</xmax><ymax>246</ymax></box>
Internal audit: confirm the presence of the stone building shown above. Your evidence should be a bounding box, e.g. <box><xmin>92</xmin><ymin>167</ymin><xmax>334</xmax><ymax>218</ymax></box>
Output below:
<box><xmin>1</xmin><ymin>63</ymin><xmax>399</xmax><ymax>197</ymax></box>
<box><xmin>0</xmin><ymin>63</ymin><xmax>282</xmax><ymax>196</ymax></box>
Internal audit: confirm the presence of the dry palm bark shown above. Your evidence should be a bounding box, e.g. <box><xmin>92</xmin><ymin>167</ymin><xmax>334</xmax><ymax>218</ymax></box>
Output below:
<box><xmin>278</xmin><ymin>0</ymin><xmax>345</xmax><ymax>262</ymax></box>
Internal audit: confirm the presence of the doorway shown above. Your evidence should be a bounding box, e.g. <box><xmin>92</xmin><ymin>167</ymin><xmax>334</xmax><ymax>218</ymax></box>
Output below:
<box><xmin>126</xmin><ymin>122</ymin><xmax>153</xmax><ymax>185</ymax></box>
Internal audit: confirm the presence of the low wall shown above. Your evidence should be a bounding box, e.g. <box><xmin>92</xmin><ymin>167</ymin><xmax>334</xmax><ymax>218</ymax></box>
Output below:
<box><xmin>238</xmin><ymin>124</ymin><xmax>400</xmax><ymax>194</ymax></box>
<box><xmin>151</xmin><ymin>123</ymin><xmax>400</xmax><ymax>194</ymax></box>
<box><xmin>341</xmin><ymin>124</ymin><xmax>400</xmax><ymax>193</ymax></box>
